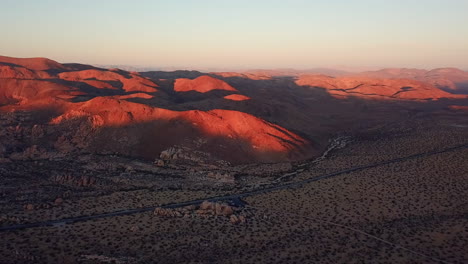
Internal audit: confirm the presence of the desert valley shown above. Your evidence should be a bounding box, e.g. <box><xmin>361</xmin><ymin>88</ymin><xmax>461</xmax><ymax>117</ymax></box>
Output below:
<box><xmin>0</xmin><ymin>54</ymin><xmax>467</xmax><ymax>263</ymax></box>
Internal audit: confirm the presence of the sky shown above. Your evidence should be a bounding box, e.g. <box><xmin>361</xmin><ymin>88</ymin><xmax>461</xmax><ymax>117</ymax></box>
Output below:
<box><xmin>1</xmin><ymin>0</ymin><xmax>468</xmax><ymax>70</ymax></box>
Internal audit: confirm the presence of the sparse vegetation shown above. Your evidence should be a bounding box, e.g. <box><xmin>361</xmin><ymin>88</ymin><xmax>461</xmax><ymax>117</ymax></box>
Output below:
<box><xmin>1</xmin><ymin>110</ymin><xmax>467</xmax><ymax>263</ymax></box>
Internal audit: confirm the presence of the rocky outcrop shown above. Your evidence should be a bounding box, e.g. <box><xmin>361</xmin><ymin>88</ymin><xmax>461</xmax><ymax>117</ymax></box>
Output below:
<box><xmin>158</xmin><ymin>145</ymin><xmax>231</xmax><ymax>167</ymax></box>
<box><xmin>8</xmin><ymin>145</ymin><xmax>48</xmax><ymax>160</ymax></box>
<box><xmin>153</xmin><ymin>207</ymin><xmax>185</xmax><ymax>217</ymax></box>
<box><xmin>51</xmin><ymin>174</ymin><xmax>97</xmax><ymax>187</ymax></box>
<box><xmin>23</xmin><ymin>197</ymin><xmax>65</xmax><ymax>211</ymax></box>
<box><xmin>153</xmin><ymin>200</ymin><xmax>246</xmax><ymax>223</ymax></box>
<box><xmin>197</xmin><ymin>201</ymin><xmax>234</xmax><ymax>216</ymax></box>
<box><xmin>23</xmin><ymin>203</ymin><xmax>51</xmax><ymax>210</ymax></box>
<box><xmin>0</xmin><ymin>215</ymin><xmax>25</xmax><ymax>225</ymax></box>
<box><xmin>154</xmin><ymin>159</ymin><xmax>165</xmax><ymax>167</ymax></box>
<box><xmin>207</xmin><ymin>172</ymin><xmax>235</xmax><ymax>184</ymax></box>
<box><xmin>159</xmin><ymin>147</ymin><xmax>179</xmax><ymax>161</ymax></box>
<box><xmin>230</xmin><ymin>214</ymin><xmax>246</xmax><ymax>224</ymax></box>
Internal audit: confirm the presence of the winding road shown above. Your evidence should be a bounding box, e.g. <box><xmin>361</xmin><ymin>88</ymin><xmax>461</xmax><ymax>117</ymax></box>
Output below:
<box><xmin>1</xmin><ymin>142</ymin><xmax>467</xmax><ymax>232</ymax></box>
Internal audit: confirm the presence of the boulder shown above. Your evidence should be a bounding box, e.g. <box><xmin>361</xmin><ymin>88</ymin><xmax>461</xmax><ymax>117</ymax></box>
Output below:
<box><xmin>214</xmin><ymin>203</ymin><xmax>234</xmax><ymax>216</ymax></box>
<box><xmin>199</xmin><ymin>201</ymin><xmax>215</xmax><ymax>210</ymax></box>
<box><xmin>154</xmin><ymin>207</ymin><xmax>170</xmax><ymax>216</ymax></box>
<box><xmin>54</xmin><ymin>197</ymin><xmax>64</xmax><ymax>206</ymax></box>
<box><xmin>155</xmin><ymin>159</ymin><xmax>165</xmax><ymax>167</ymax></box>
<box><xmin>230</xmin><ymin>214</ymin><xmax>246</xmax><ymax>224</ymax></box>
<box><xmin>154</xmin><ymin>207</ymin><xmax>182</xmax><ymax>217</ymax></box>
<box><xmin>220</xmin><ymin>205</ymin><xmax>234</xmax><ymax>216</ymax></box>
<box><xmin>160</xmin><ymin>148</ymin><xmax>178</xmax><ymax>160</ymax></box>
<box><xmin>230</xmin><ymin>215</ymin><xmax>239</xmax><ymax>224</ymax></box>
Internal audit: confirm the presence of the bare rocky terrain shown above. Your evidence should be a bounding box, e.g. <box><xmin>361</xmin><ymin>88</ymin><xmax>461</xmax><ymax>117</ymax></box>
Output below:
<box><xmin>1</xmin><ymin>56</ymin><xmax>468</xmax><ymax>263</ymax></box>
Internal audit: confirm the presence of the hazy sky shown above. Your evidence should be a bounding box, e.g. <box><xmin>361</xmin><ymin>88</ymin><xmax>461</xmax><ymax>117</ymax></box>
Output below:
<box><xmin>1</xmin><ymin>0</ymin><xmax>467</xmax><ymax>70</ymax></box>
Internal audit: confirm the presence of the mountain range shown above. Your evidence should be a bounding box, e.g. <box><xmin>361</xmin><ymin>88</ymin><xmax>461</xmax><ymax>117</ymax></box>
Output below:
<box><xmin>1</xmin><ymin>55</ymin><xmax>468</xmax><ymax>164</ymax></box>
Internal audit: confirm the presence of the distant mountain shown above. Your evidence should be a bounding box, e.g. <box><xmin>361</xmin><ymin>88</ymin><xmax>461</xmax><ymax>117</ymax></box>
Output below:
<box><xmin>141</xmin><ymin>70</ymin><xmax>205</xmax><ymax>80</ymax></box>
<box><xmin>0</xmin><ymin>55</ymin><xmax>66</xmax><ymax>71</ymax></box>
<box><xmin>245</xmin><ymin>68</ymin><xmax>350</xmax><ymax>77</ymax></box>
<box><xmin>295</xmin><ymin>75</ymin><xmax>462</xmax><ymax>100</ymax></box>
<box><xmin>357</xmin><ymin>68</ymin><xmax>468</xmax><ymax>94</ymax></box>
<box><xmin>93</xmin><ymin>64</ymin><xmax>163</xmax><ymax>72</ymax></box>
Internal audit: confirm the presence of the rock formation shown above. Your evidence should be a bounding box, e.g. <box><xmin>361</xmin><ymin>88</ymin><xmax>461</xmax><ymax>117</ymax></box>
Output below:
<box><xmin>153</xmin><ymin>200</ymin><xmax>245</xmax><ymax>223</ymax></box>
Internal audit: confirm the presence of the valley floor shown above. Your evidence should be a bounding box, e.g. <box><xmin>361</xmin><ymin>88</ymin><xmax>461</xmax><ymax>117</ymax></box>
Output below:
<box><xmin>1</xmin><ymin>114</ymin><xmax>468</xmax><ymax>263</ymax></box>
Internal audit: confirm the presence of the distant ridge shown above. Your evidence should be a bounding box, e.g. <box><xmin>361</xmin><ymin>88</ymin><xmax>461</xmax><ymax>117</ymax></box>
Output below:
<box><xmin>0</xmin><ymin>55</ymin><xmax>66</xmax><ymax>71</ymax></box>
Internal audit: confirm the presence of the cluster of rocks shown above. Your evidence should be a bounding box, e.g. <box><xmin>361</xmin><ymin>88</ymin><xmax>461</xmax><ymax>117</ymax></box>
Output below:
<box><xmin>155</xmin><ymin>146</ymin><xmax>236</xmax><ymax>185</ymax></box>
<box><xmin>23</xmin><ymin>197</ymin><xmax>64</xmax><ymax>211</ymax></box>
<box><xmin>8</xmin><ymin>145</ymin><xmax>49</xmax><ymax>160</ymax></box>
<box><xmin>154</xmin><ymin>207</ymin><xmax>194</xmax><ymax>218</ymax></box>
<box><xmin>154</xmin><ymin>159</ymin><xmax>165</xmax><ymax>167</ymax></box>
<box><xmin>51</xmin><ymin>174</ymin><xmax>96</xmax><ymax>187</ymax></box>
<box><xmin>229</xmin><ymin>214</ymin><xmax>246</xmax><ymax>224</ymax></box>
<box><xmin>154</xmin><ymin>200</ymin><xmax>246</xmax><ymax>224</ymax></box>
<box><xmin>159</xmin><ymin>147</ymin><xmax>183</xmax><ymax>161</ymax></box>
<box><xmin>207</xmin><ymin>172</ymin><xmax>235</xmax><ymax>184</ymax></box>
<box><xmin>0</xmin><ymin>215</ymin><xmax>24</xmax><ymax>225</ymax></box>
<box><xmin>197</xmin><ymin>200</ymin><xmax>234</xmax><ymax>216</ymax></box>
<box><xmin>24</xmin><ymin>203</ymin><xmax>52</xmax><ymax>211</ymax></box>
<box><xmin>158</xmin><ymin>146</ymin><xmax>210</xmax><ymax>165</ymax></box>
<box><xmin>1</xmin><ymin>111</ymin><xmax>102</xmax><ymax>160</ymax></box>
<box><xmin>156</xmin><ymin>145</ymin><xmax>230</xmax><ymax>168</ymax></box>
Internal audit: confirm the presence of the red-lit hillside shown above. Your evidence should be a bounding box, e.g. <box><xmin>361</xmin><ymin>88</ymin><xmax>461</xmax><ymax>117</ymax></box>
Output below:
<box><xmin>174</xmin><ymin>75</ymin><xmax>238</xmax><ymax>93</ymax></box>
<box><xmin>295</xmin><ymin>75</ymin><xmax>463</xmax><ymax>100</ymax></box>
<box><xmin>0</xmin><ymin>56</ymin><xmax>312</xmax><ymax>163</ymax></box>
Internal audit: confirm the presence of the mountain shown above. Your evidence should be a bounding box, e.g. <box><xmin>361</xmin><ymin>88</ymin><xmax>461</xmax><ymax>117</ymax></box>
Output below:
<box><xmin>0</xmin><ymin>55</ymin><xmax>312</xmax><ymax>163</ymax></box>
<box><xmin>358</xmin><ymin>67</ymin><xmax>468</xmax><ymax>94</ymax></box>
<box><xmin>2</xmin><ymin>55</ymin><xmax>468</xmax><ymax>164</ymax></box>
<box><xmin>244</xmin><ymin>68</ymin><xmax>350</xmax><ymax>77</ymax></box>
<box><xmin>174</xmin><ymin>76</ymin><xmax>237</xmax><ymax>93</ymax></box>
<box><xmin>295</xmin><ymin>75</ymin><xmax>462</xmax><ymax>100</ymax></box>
<box><xmin>0</xmin><ymin>55</ymin><xmax>66</xmax><ymax>71</ymax></box>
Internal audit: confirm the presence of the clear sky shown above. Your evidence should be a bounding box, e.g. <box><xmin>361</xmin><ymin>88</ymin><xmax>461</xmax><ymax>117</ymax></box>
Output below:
<box><xmin>1</xmin><ymin>0</ymin><xmax>467</xmax><ymax>70</ymax></box>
